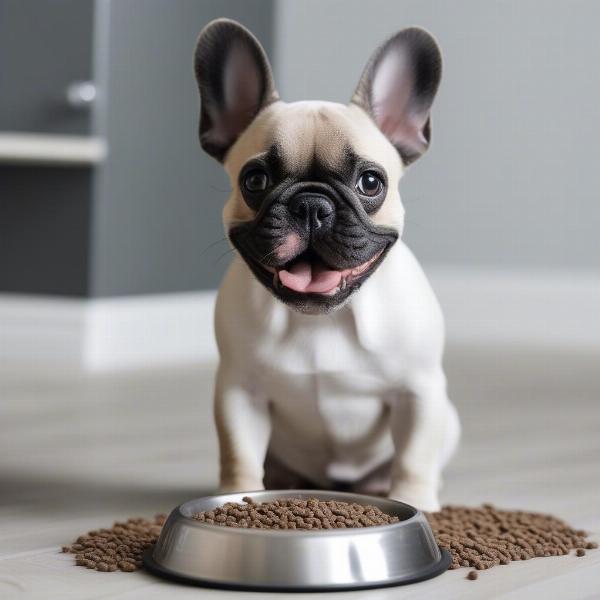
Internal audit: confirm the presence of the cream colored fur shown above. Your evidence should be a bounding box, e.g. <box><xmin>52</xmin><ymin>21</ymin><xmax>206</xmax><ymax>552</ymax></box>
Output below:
<box><xmin>214</xmin><ymin>100</ymin><xmax>460</xmax><ymax>511</ymax></box>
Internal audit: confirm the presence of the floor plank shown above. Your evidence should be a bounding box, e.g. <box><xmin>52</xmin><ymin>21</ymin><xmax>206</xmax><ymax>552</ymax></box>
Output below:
<box><xmin>1</xmin><ymin>346</ymin><xmax>599</xmax><ymax>599</ymax></box>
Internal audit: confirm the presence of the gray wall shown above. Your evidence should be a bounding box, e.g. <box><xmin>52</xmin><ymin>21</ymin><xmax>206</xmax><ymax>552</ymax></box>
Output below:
<box><xmin>0</xmin><ymin>0</ymin><xmax>94</xmax><ymax>296</ymax></box>
<box><xmin>0</xmin><ymin>0</ymin><xmax>273</xmax><ymax>298</ymax></box>
<box><xmin>90</xmin><ymin>0</ymin><xmax>274</xmax><ymax>297</ymax></box>
<box><xmin>0</xmin><ymin>0</ymin><xmax>94</xmax><ymax>135</ymax></box>
<box><xmin>0</xmin><ymin>167</ymin><xmax>92</xmax><ymax>296</ymax></box>
<box><xmin>275</xmin><ymin>0</ymin><xmax>600</xmax><ymax>270</ymax></box>
<box><xmin>3</xmin><ymin>0</ymin><xmax>598</xmax><ymax>300</ymax></box>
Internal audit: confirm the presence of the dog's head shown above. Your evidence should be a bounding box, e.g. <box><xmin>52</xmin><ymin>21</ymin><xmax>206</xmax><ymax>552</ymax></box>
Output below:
<box><xmin>194</xmin><ymin>19</ymin><xmax>441</xmax><ymax>313</ymax></box>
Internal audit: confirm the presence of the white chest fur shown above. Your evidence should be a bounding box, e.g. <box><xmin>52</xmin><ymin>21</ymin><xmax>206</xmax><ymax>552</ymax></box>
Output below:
<box><xmin>254</xmin><ymin>308</ymin><xmax>394</xmax><ymax>477</ymax></box>
<box><xmin>215</xmin><ymin>241</ymin><xmax>447</xmax><ymax>484</ymax></box>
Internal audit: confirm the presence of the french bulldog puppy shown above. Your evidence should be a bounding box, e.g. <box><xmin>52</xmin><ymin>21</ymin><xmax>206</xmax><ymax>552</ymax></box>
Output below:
<box><xmin>194</xmin><ymin>19</ymin><xmax>460</xmax><ymax>511</ymax></box>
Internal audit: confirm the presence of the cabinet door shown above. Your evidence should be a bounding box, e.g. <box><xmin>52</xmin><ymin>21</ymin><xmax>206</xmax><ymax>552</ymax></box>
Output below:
<box><xmin>0</xmin><ymin>0</ymin><xmax>94</xmax><ymax>135</ymax></box>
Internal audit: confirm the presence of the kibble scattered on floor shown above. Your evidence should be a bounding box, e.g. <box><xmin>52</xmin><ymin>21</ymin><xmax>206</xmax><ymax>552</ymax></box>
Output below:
<box><xmin>63</xmin><ymin>502</ymin><xmax>597</xmax><ymax>576</ymax></box>
<box><xmin>426</xmin><ymin>504</ymin><xmax>598</xmax><ymax>574</ymax></box>
<box><xmin>193</xmin><ymin>496</ymin><xmax>400</xmax><ymax>529</ymax></box>
<box><xmin>62</xmin><ymin>514</ymin><xmax>166</xmax><ymax>572</ymax></box>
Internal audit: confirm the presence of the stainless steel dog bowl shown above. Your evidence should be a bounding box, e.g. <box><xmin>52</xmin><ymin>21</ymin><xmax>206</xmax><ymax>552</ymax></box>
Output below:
<box><xmin>143</xmin><ymin>490</ymin><xmax>450</xmax><ymax>591</ymax></box>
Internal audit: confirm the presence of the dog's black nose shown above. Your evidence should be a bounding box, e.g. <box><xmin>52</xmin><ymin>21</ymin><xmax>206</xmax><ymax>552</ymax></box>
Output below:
<box><xmin>289</xmin><ymin>193</ymin><xmax>334</xmax><ymax>231</ymax></box>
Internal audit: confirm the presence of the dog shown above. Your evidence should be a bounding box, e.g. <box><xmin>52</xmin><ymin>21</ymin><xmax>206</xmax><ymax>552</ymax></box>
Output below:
<box><xmin>194</xmin><ymin>19</ymin><xmax>460</xmax><ymax>511</ymax></box>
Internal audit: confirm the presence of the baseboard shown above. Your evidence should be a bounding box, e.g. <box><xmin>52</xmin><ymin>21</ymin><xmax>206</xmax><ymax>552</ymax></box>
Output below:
<box><xmin>85</xmin><ymin>292</ymin><xmax>217</xmax><ymax>371</ymax></box>
<box><xmin>0</xmin><ymin>295</ymin><xmax>87</xmax><ymax>368</ymax></box>
<box><xmin>429</xmin><ymin>268</ymin><xmax>600</xmax><ymax>351</ymax></box>
<box><xmin>1</xmin><ymin>268</ymin><xmax>598</xmax><ymax>372</ymax></box>
<box><xmin>0</xmin><ymin>291</ymin><xmax>217</xmax><ymax>372</ymax></box>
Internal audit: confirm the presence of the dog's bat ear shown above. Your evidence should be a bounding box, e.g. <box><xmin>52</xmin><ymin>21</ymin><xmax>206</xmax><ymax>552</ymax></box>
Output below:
<box><xmin>194</xmin><ymin>19</ymin><xmax>278</xmax><ymax>162</ymax></box>
<box><xmin>351</xmin><ymin>28</ymin><xmax>442</xmax><ymax>166</ymax></box>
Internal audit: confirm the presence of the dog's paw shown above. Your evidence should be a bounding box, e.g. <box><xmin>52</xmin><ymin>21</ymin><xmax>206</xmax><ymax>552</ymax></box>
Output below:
<box><xmin>389</xmin><ymin>481</ymin><xmax>440</xmax><ymax>512</ymax></box>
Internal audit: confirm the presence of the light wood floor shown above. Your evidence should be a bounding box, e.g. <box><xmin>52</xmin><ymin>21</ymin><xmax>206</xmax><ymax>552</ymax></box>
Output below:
<box><xmin>1</xmin><ymin>345</ymin><xmax>599</xmax><ymax>599</ymax></box>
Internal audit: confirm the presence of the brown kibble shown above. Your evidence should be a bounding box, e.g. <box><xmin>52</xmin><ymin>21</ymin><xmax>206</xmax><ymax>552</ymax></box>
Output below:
<box><xmin>192</xmin><ymin>498</ymin><xmax>400</xmax><ymax>530</ymax></box>
<box><xmin>425</xmin><ymin>505</ymin><xmax>598</xmax><ymax>574</ymax></box>
<box><xmin>76</xmin><ymin>558</ymin><xmax>95</xmax><ymax>568</ymax></box>
<box><xmin>63</xmin><ymin>514</ymin><xmax>165</xmax><ymax>573</ymax></box>
<box><xmin>64</xmin><ymin>501</ymin><xmax>598</xmax><ymax>576</ymax></box>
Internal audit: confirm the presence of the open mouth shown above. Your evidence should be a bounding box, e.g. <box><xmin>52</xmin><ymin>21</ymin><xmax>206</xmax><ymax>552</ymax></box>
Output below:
<box><xmin>260</xmin><ymin>248</ymin><xmax>386</xmax><ymax>297</ymax></box>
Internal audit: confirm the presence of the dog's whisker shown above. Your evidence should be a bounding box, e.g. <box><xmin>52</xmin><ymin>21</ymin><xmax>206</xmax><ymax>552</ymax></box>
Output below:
<box><xmin>198</xmin><ymin>237</ymin><xmax>230</xmax><ymax>257</ymax></box>
<box><xmin>256</xmin><ymin>247</ymin><xmax>280</xmax><ymax>264</ymax></box>
<box><xmin>214</xmin><ymin>247</ymin><xmax>236</xmax><ymax>265</ymax></box>
<box><xmin>208</xmin><ymin>183</ymin><xmax>232</xmax><ymax>194</ymax></box>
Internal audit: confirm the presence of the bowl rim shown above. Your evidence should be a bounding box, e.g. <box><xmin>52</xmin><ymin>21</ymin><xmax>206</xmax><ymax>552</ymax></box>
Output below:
<box><xmin>174</xmin><ymin>489</ymin><xmax>421</xmax><ymax>538</ymax></box>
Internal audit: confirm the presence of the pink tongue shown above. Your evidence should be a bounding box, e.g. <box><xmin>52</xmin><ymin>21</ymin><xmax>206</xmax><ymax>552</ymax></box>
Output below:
<box><xmin>279</xmin><ymin>261</ymin><xmax>342</xmax><ymax>293</ymax></box>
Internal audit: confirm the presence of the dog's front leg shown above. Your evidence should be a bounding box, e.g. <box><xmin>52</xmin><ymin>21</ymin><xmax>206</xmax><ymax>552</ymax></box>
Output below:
<box><xmin>388</xmin><ymin>368</ymin><xmax>457</xmax><ymax>512</ymax></box>
<box><xmin>214</xmin><ymin>363</ymin><xmax>271</xmax><ymax>493</ymax></box>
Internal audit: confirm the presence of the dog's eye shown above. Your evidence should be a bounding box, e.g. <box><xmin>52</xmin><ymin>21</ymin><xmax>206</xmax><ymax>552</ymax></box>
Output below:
<box><xmin>356</xmin><ymin>171</ymin><xmax>383</xmax><ymax>197</ymax></box>
<box><xmin>243</xmin><ymin>169</ymin><xmax>269</xmax><ymax>193</ymax></box>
